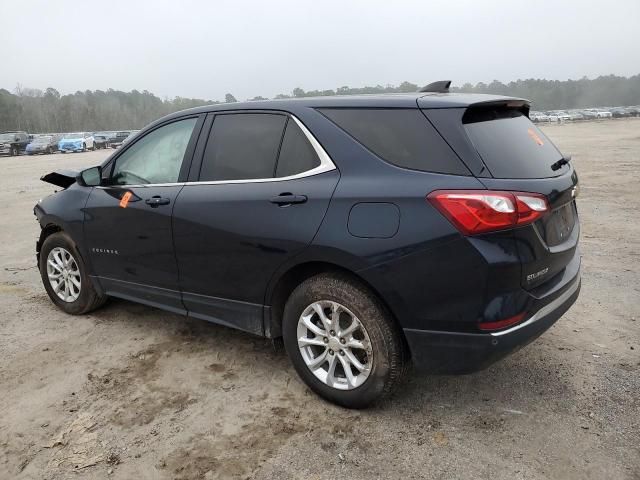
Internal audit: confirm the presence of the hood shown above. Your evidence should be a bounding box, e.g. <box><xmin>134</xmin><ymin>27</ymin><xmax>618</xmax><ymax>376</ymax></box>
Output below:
<box><xmin>41</xmin><ymin>169</ymin><xmax>81</xmax><ymax>189</ymax></box>
<box><xmin>60</xmin><ymin>137</ymin><xmax>83</xmax><ymax>143</ymax></box>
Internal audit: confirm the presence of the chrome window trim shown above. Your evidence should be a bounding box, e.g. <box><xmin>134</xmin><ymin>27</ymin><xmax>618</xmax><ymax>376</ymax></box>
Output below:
<box><xmin>99</xmin><ymin>114</ymin><xmax>336</xmax><ymax>189</ymax></box>
<box><xmin>490</xmin><ymin>275</ymin><xmax>580</xmax><ymax>337</ymax></box>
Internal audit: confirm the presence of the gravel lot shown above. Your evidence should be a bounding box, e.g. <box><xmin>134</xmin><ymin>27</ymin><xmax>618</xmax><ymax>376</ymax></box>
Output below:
<box><xmin>1</xmin><ymin>119</ymin><xmax>638</xmax><ymax>480</ymax></box>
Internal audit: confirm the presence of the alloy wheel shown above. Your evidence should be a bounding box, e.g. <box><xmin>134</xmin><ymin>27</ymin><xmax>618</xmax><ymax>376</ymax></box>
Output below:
<box><xmin>297</xmin><ymin>300</ymin><xmax>373</xmax><ymax>390</ymax></box>
<box><xmin>46</xmin><ymin>247</ymin><xmax>81</xmax><ymax>302</ymax></box>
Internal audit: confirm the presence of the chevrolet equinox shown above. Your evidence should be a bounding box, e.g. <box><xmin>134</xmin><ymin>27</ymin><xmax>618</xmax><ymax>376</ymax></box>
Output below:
<box><xmin>35</xmin><ymin>83</ymin><xmax>581</xmax><ymax>408</ymax></box>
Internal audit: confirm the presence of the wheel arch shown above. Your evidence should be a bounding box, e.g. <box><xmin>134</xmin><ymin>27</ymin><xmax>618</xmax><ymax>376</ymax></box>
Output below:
<box><xmin>36</xmin><ymin>223</ymin><xmax>63</xmax><ymax>268</ymax></box>
<box><xmin>265</xmin><ymin>260</ymin><xmax>407</xmax><ymax>351</ymax></box>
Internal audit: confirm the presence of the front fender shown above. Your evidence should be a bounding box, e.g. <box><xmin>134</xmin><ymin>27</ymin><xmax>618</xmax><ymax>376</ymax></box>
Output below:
<box><xmin>34</xmin><ymin>184</ymin><xmax>93</xmax><ymax>272</ymax></box>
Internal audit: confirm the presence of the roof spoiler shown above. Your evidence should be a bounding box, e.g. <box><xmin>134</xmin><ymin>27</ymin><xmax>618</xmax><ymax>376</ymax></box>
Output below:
<box><xmin>419</xmin><ymin>80</ymin><xmax>451</xmax><ymax>93</ymax></box>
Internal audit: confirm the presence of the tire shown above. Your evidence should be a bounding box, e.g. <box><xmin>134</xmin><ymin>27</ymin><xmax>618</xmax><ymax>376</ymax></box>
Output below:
<box><xmin>39</xmin><ymin>232</ymin><xmax>106</xmax><ymax>315</ymax></box>
<box><xmin>82</xmin><ymin>143</ymin><xmax>86</xmax><ymax>152</ymax></box>
<box><xmin>282</xmin><ymin>273</ymin><xmax>408</xmax><ymax>408</ymax></box>
<box><xmin>47</xmin><ymin>147</ymin><xmax>53</xmax><ymax>155</ymax></box>
<box><xmin>11</xmin><ymin>146</ymin><xmax>18</xmax><ymax>156</ymax></box>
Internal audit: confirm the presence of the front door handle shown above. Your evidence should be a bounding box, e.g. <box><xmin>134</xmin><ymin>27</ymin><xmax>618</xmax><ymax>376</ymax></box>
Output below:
<box><xmin>269</xmin><ymin>193</ymin><xmax>308</xmax><ymax>206</ymax></box>
<box><xmin>145</xmin><ymin>196</ymin><xmax>171</xmax><ymax>207</ymax></box>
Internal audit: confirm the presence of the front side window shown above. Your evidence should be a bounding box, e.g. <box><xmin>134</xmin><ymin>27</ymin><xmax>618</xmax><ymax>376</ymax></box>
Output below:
<box><xmin>199</xmin><ymin>113</ymin><xmax>286</xmax><ymax>181</ymax></box>
<box><xmin>111</xmin><ymin>118</ymin><xmax>197</xmax><ymax>185</ymax></box>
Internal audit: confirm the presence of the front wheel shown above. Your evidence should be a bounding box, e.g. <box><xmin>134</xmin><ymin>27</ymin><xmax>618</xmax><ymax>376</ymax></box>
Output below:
<box><xmin>282</xmin><ymin>273</ymin><xmax>408</xmax><ymax>408</ymax></box>
<box><xmin>82</xmin><ymin>143</ymin><xmax>86</xmax><ymax>152</ymax></box>
<box><xmin>11</xmin><ymin>146</ymin><xmax>18</xmax><ymax>156</ymax></box>
<box><xmin>39</xmin><ymin>232</ymin><xmax>106</xmax><ymax>315</ymax></box>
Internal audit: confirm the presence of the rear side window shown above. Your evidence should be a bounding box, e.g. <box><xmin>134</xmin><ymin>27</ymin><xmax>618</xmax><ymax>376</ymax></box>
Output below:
<box><xmin>319</xmin><ymin>108</ymin><xmax>469</xmax><ymax>175</ymax></box>
<box><xmin>463</xmin><ymin>108</ymin><xmax>565</xmax><ymax>178</ymax></box>
<box><xmin>275</xmin><ymin>119</ymin><xmax>320</xmax><ymax>177</ymax></box>
<box><xmin>200</xmin><ymin>113</ymin><xmax>286</xmax><ymax>181</ymax></box>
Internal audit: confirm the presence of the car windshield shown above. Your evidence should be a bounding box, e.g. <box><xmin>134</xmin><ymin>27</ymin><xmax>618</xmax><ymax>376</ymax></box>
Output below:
<box><xmin>0</xmin><ymin>133</ymin><xmax>16</xmax><ymax>141</ymax></box>
<box><xmin>33</xmin><ymin>136</ymin><xmax>52</xmax><ymax>144</ymax></box>
<box><xmin>63</xmin><ymin>133</ymin><xmax>83</xmax><ymax>139</ymax></box>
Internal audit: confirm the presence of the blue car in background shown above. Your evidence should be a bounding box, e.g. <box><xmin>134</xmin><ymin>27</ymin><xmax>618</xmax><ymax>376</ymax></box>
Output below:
<box><xmin>26</xmin><ymin>135</ymin><xmax>60</xmax><ymax>155</ymax></box>
<box><xmin>58</xmin><ymin>132</ymin><xmax>95</xmax><ymax>153</ymax></box>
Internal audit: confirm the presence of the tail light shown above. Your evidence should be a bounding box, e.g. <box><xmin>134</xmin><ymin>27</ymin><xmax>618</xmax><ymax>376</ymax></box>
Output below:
<box><xmin>427</xmin><ymin>190</ymin><xmax>548</xmax><ymax>235</ymax></box>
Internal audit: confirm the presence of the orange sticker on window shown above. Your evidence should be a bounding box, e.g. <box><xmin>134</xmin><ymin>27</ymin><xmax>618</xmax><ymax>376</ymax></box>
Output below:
<box><xmin>528</xmin><ymin>128</ymin><xmax>544</xmax><ymax>146</ymax></box>
<box><xmin>119</xmin><ymin>191</ymin><xmax>133</xmax><ymax>208</ymax></box>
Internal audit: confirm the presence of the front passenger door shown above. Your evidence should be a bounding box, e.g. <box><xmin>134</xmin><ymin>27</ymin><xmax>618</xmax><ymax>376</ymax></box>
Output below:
<box><xmin>84</xmin><ymin>116</ymin><xmax>201</xmax><ymax>312</ymax></box>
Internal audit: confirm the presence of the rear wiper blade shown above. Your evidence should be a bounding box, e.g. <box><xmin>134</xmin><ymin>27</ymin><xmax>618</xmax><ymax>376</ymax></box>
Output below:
<box><xmin>551</xmin><ymin>155</ymin><xmax>571</xmax><ymax>171</ymax></box>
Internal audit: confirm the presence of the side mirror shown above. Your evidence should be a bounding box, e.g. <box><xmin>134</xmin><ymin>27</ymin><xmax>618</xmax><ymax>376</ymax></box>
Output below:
<box><xmin>15</xmin><ymin>137</ymin><xmax>19</xmax><ymax>142</ymax></box>
<box><xmin>79</xmin><ymin>166</ymin><xmax>102</xmax><ymax>187</ymax></box>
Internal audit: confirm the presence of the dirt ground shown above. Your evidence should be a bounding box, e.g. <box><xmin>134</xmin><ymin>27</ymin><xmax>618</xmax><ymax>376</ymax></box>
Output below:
<box><xmin>1</xmin><ymin>119</ymin><xmax>639</xmax><ymax>480</ymax></box>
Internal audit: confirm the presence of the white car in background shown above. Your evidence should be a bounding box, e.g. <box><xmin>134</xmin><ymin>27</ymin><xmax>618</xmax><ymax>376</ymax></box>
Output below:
<box><xmin>595</xmin><ymin>109</ymin><xmax>613</xmax><ymax>118</ymax></box>
<box><xmin>583</xmin><ymin>109</ymin><xmax>612</xmax><ymax>119</ymax></box>
<box><xmin>58</xmin><ymin>132</ymin><xmax>95</xmax><ymax>153</ymax></box>
<box><xmin>547</xmin><ymin>111</ymin><xmax>571</xmax><ymax>122</ymax></box>
<box><xmin>530</xmin><ymin>111</ymin><xmax>550</xmax><ymax>122</ymax></box>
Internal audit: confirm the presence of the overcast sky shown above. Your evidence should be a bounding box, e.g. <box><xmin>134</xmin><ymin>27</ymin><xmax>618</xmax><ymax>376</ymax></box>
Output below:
<box><xmin>3</xmin><ymin>0</ymin><xmax>639</xmax><ymax>101</ymax></box>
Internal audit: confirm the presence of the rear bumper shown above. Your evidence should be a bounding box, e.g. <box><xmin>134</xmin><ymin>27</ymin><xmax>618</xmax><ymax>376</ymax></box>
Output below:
<box><xmin>404</xmin><ymin>272</ymin><xmax>581</xmax><ymax>374</ymax></box>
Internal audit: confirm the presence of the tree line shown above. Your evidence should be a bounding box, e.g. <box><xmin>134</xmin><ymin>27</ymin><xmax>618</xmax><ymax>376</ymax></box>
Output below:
<box><xmin>1</xmin><ymin>74</ymin><xmax>638</xmax><ymax>133</ymax></box>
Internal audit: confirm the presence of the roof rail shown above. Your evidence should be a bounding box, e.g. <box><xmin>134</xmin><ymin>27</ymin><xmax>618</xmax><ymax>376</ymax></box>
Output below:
<box><xmin>419</xmin><ymin>80</ymin><xmax>451</xmax><ymax>93</ymax></box>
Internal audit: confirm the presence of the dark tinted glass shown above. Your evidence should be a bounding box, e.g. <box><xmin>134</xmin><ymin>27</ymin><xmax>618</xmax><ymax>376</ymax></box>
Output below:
<box><xmin>275</xmin><ymin>120</ymin><xmax>320</xmax><ymax>177</ymax></box>
<box><xmin>319</xmin><ymin>108</ymin><xmax>468</xmax><ymax>175</ymax></box>
<box><xmin>463</xmin><ymin>109</ymin><xmax>565</xmax><ymax>179</ymax></box>
<box><xmin>200</xmin><ymin>113</ymin><xmax>286</xmax><ymax>181</ymax></box>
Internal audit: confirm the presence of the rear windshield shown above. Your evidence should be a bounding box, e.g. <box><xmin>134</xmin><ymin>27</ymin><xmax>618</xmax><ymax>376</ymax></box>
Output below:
<box><xmin>463</xmin><ymin>108</ymin><xmax>566</xmax><ymax>178</ymax></box>
<box><xmin>319</xmin><ymin>108</ymin><xmax>469</xmax><ymax>175</ymax></box>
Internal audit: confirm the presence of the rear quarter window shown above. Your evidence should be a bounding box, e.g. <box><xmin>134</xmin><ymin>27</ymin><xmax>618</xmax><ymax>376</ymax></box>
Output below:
<box><xmin>318</xmin><ymin>108</ymin><xmax>469</xmax><ymax>175</ymax></box>
<box><xmin>462</xmin><ymin>108</ymin><xmax>566</xmax><ymax>179</ymax></box>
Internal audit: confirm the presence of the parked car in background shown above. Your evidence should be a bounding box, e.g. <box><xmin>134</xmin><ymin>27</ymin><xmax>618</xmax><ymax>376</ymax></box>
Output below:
<box><xmin>110</xmin><ymin>131</ymin><xmax>133</xmax><ymax>149</ymax></box>
<box><xmin>121</xmin><ymin>130</ymin><xmax>139</xmax><ymax>147</ymax></box>
<box><xmin>610</xmin><ymin>107</ymin><xmax>630</xmax><ymax>118</ymax></box>
<box><xmin>547</xmin><ymin>111</ymin><xmax>571</xmax><ymax>122</ymax></box>
<box><xmin>93</xmin><ymin>131</ymin><xmax>115</xmax><ymax>149</ymax></box>
<box><xmin>586</xmin><ymin>109</ymin><xmax>612</xmax><ymax>119</ymax></box>
<box><xmin>0</xmin><ymin>131</ymin><xmax>30</xmax><ymax>156</ymax></box>
<box><xmin>579</xmin><ymin>110</ymin><xmax>598</xmax><ymax>120</ymax></box>
<box><xmin>26</xmin><ymin>135</ymin><xmax>60</xmax><ymax>155</ymax></box>
<box><xmin>627</xmin><ymin>106</ymin><xmax>640</xmax><ymax>117</ymax></box>
<box><xmin>530</xmin><ymin>111</ymin><xmax>550</xmax><ymax>122</ymax></box>
<box><xmin>35</xmin><ymin>91</ymin><xmax>581</xmax><ymax>407</ymax></box>
<box><xmin>567</xmin><ymin>111</ymin><xmax>585</xmax><ymax>121</ymax></box>
<box><xmin>59</xmin><ymin>132</ymin><xmax>95</xmax><ymax>153</ymax></box>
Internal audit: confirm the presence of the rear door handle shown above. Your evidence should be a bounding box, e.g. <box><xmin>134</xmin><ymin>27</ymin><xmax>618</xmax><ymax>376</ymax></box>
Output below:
<box><xmin>145</xmin><ymin>196</ymin><xmax>171</xmax><ymax>207</ymax></box>
<box><xmin>269</xmin><ymin>193</ymin><xmax>308</xmax><ymax>206</ymax></box>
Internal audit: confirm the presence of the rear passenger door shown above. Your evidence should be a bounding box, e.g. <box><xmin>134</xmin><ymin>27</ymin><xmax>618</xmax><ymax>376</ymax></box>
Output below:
<box><xmin>173</xmin><ymin>112</ymin><xmax>339</xmax><ymax>335</ymax></box>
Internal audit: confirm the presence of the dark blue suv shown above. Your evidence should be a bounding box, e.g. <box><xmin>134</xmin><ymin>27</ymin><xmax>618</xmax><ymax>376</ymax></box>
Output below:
<box><xmin>35</xmin><ymin>89</ymin><xmax>581</xmax><ymax>408</ymax></box>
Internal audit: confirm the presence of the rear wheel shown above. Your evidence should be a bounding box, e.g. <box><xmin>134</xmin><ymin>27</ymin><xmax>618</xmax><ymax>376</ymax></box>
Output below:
<box><xmin>282</xmin><ymin>273</ymin><xmax>407</xmax><ymax>408</ymax></box>
<box><xmin>82</xmin><ymin>143</ymin><xmax>86</xmax><ymax>152</ymax></box>
<box><xmin>47</xmin><ymin>147</ymin><xmax>53</xmax><ymax>154</ymax></box>
<box><xmin>39</xmin><ymin>232</ymin><xmax>106</xmax><ymax>315</ymax></box>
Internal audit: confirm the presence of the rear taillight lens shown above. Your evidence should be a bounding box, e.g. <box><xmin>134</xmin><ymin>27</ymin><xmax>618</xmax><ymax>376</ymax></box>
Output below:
<box><xmin>427</xmin><ymin>190</ymin><xmax>548</xmax><ymax>235</ymax></box>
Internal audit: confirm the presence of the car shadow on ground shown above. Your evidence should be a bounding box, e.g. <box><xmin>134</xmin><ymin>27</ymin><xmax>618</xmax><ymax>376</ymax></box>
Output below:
<box><xmin>91</xmin><ymin>297</ymin><xmax>576</xmax><ymax>414</ymax></box>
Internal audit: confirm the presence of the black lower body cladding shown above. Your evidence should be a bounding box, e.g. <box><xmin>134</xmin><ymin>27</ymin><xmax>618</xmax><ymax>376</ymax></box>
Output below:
<box><xmin>404</xmin><ymin>272</ymin><xmax>580</xmax><ymax>373</ymax></box>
